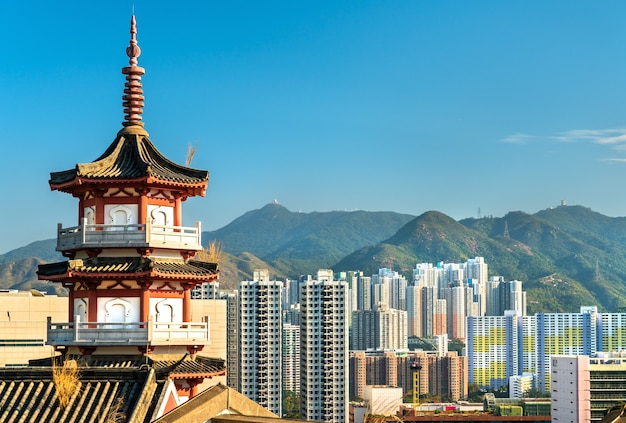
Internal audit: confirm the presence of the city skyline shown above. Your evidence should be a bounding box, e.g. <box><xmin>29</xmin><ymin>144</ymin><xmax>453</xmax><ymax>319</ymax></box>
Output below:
<box><xmin>4</xmin><ymin>1</ymin><xmax>626</xmax><ymax>253</ymax></box>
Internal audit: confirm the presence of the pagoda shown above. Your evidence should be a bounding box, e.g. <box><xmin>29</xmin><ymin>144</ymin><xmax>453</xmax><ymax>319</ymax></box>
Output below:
<box><xmin>37</xmin><ymin>16</ymin><xmax>222</xmax><ymax>398</ymax></box>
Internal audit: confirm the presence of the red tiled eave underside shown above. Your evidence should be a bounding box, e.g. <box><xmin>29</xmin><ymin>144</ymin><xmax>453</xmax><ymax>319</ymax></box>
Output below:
<box><xmin>43</xmin><ymin>270</ymin><xmax>219</xmax><ymax>282</ymax></box>
<box><xmin>50</xmin><ymin>176</ymin><xmax>208</xmax><ymax>196</ymax></box>
<box><xmin>38</xmin><ymin>258</ymin><xmax>218</xmax><ymax>283</ymax></box>
<box><xmin>169</xmin><ymin>370</ymin><xmax>226</xmax><ymax>379</ymax></box>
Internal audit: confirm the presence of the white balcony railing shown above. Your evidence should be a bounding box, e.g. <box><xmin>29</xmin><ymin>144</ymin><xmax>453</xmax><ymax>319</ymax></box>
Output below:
<box><xmin>46</xmin><ymin>316</ymin><xmax>210</xmax><ymax>347</ymax></box>
<box><xmin>56</xmin><ymin>219</ymin><xmax>202</xmax><ymax>251</ymax></box>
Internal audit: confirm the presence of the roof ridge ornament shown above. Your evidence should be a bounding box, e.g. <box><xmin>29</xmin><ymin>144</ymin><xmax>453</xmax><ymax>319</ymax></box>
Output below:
<box><xmin>121</xmin><ymin>15</ymin><xmax>146</xmax><ymax>127</ymax></box>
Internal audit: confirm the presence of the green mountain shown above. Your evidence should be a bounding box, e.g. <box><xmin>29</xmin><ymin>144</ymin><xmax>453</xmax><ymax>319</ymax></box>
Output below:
<box><xmin>4</xmin><ymin>203</ymin><xmax>626</xmax><ymax>312</ymax></box>
<box><xmin>333</xmin><ymin>206</ymin><xmax>626</xmax><ymax>313</ymax></box>
<box><xmin>202</xmin><ymin>202</ymin><xmax>415</xmax><ymax>277</ymax></box>
<box><xmin>334</xmin><ymin>210</ymin><xmax>566</xmax><ymax>311</ymax></box>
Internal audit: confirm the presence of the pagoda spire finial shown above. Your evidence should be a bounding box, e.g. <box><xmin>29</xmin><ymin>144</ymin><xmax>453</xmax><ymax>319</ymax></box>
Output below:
<box><xmin>121</xmin><ymin>15</ymin><xmax>145</xmax><ymax>127</ymax></box>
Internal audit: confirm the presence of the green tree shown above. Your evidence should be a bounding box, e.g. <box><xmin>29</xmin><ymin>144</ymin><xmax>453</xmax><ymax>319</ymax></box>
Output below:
<box><xmin>467</xmin><ymin>384</ymin><xmax>484</xmax><ymax>402</ymax></box>
<box><xmin>282</xmin><ymin>390</ymin><xmax>300</xmax><ymax>419</ymax></box>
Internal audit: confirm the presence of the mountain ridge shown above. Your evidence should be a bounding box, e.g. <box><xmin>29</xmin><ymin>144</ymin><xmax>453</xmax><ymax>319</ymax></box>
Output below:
<box><xmin>3</xmin><ymin>203</ymin><xmax>626</xmax><ymax>312</ymax></box>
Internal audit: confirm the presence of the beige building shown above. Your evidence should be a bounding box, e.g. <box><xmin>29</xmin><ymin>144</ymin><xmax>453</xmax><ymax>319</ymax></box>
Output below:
<box><xmin>0</xmin><ymin>290</ymin><xmax>67</xmax><ymax>366</ymax></box>
<box><xmin>191</xmin><ymin>298</ymin><xmax>229</xmax><ymax>389</ymax></box>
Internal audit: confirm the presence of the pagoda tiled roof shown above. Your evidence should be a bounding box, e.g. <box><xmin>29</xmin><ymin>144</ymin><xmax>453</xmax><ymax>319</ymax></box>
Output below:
<box><xmin>49</xmin><ymin>127</ymin><xmax>209</xmax><ymax>196</ymax></box>
<box><xmin>1</xmin><ymin>354</ymin><xmax>228</xmax><ymax>423</ymax></box>
<box><xmin>152</xmin><ymin>355</ymin><xmax>226</xmax><ymax>380</ymax></box>
<box><xmin>0</xmin><ymin>366</ymin><xmax>154</xmax><ymax>423</ymax></box>
<box><xmin>37</xmin><ymin>256</ymin><xmax>218</xmax><ymax>282</ymax></box>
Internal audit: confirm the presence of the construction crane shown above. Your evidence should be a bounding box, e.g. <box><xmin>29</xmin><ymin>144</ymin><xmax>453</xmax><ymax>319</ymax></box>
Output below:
<box><xmin>410</xmin><ymin>360</ymin><xmax>422</xmax><ymax>406</ymax></box>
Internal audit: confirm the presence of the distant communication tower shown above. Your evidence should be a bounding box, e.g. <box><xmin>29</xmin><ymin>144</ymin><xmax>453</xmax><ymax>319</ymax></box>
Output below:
<box><xmin>503</xmin><ymin>220</ymin><xmax>510</xmax><ymax>238</ymax></box>
<box><xmin>477</xmin><ymin>208</ymin><xmax>482</xmax><ymax>219</ymax></box>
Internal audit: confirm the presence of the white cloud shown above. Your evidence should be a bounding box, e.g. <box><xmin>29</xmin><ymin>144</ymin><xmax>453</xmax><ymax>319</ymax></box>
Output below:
<box><xmin>500</xmin><ymin>127</ymin><xmax>626</xmax><ymax>163</ymax></box>
<box><xmin>501</xmin><ymin>128</ymin><xmax>626</xmax><ymax>145</ymax></box>
<box><xmin>500</xmin><ymin>133</ymin><xmax>535</xmax><ymax>144</ymax></box>
<box><xmin>556</xmin><ymin>128</ymin><xmax>626</xmax><ymax>145</ymax></box>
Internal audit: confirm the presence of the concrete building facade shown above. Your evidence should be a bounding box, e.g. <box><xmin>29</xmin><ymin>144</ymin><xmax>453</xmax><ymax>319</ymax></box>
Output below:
<box><xmin>238</xmin><ymin>270</ymin><xmax>283</xmax><ymax>415</ymax></box>
<box><xmin>300</xmin><ymin>270</ymin><xmax>348</xmax><ymax>423</ymax></box>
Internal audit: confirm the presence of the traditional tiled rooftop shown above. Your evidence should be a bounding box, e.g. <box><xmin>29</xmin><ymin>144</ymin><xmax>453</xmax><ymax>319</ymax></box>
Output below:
<box><xmin>153</xmin><ymin>355</ymin><xmax>225</xmax><ymax>380</ymax></box>
<box><xmin>38</xmin><ymin>257</ymin><xmax>218</xmax><ymax>281</ymax></box>
<box><xmin>0</xmin><ymin>354</ymin><xmax>228</xmax><ymax>423</ymax></box>
<box><xmin>0</xmin><ymin>365</ymin><xmax>155</xmax><ymax>423</ymax></box>
<box><xmin>49</xmin><ymin>130</ymin><xmax>209</xmax><ymax>194</ymax></box>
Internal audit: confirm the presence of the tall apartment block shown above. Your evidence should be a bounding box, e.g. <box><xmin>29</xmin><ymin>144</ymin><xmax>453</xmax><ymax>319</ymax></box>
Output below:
<box><xmin>238</xmin><ymin>270</ymin><xmax>283</xmax><ymax>415</ymax></box>
<box><xmin>467</xmin><ymin>306</ymin><xmax>626</xmax><ymax>394</ymax></box>
<box><xmin>406</xmin><ymin>285</ymin><xmax>421</xmax><ymax>337</ymax></box>
<box><xmin>351</xmin><ymin>305</ymin><xmax>408</xmax><ymax>351</ymax></box>
<box><xmin>535</xmin><ymin>307</ymin><xmax>597</xmax><ymax>391</ymax></box>
<box><xmin>283</xmin><ymin>323</ymin><xmax>300</xmax><ymax>395</ymax></box>
<box><xmin>550</xmin><ymin>355</ymin><xmax>591</xmax><ymax>423</ymax></box>
<box><xmin>300</xmin><ymin>269</ymin><xmax>348</xmax><ymax>423</ymax></box>
<box><xmin>350</xmin><ymin>350</ymin><xmax>467</xmax><ymax>402</ymax></box>
<box><xmin>485</xmin><ymin>277</ymin><xmax>526</xmax><ymax>316</ymax></box>
<box><xmin>224</xmin><ymin>290</ymin><xmax>239</xmax><ymax>390</ymax></box>
<box><xmin>467</xmin><ymin>311</ymin><xmax>521</xmax><ymax>390</ymax></box>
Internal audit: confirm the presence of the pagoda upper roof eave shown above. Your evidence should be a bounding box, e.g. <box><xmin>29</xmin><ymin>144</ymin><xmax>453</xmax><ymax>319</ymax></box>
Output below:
<box><xmin>48</xmin><ymin>130</ymin><xmax>209</xmax><ymax>193</ymax></box>
<box><xmin>49</xmin><ymin>176</ymin><xmax>208</xmax><ymax>197</ymax></box>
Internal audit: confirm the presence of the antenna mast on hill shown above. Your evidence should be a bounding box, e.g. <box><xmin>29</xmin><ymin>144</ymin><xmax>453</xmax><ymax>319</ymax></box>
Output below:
<box><xmin>503</xmin><ymin>221</ymin><xmax>510</xmax><ymax>238</ymax></box>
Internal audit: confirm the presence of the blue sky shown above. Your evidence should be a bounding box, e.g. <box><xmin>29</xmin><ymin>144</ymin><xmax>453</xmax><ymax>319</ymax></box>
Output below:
<box><xmin>2</xmin><ymin>1</ymin><xmax>626</xmax><ymax>253</ymax></box>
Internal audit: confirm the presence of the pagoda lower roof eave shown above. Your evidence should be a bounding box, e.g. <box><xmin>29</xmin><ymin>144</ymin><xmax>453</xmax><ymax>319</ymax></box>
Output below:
<box><xmin>37</xmin><ymin>257</ymin><xmax>218</xmax><ymax>283</ymax></box>
<box><xmin>168</xmin><ymin>370</ymin><xmax>226</xmax><ymax>380</ymax></box>
<box><xmin>49</xmin><ymin>176</ymin><xmax>208</xmax><ymax>196</ymax></box>
<box><xmin>38</xmin><ymin>271</ymin><xmax>219</xmax><ymax>283</ymax></box>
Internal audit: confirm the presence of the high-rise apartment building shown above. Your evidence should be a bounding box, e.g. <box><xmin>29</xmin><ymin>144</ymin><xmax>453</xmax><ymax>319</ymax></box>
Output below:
<box><xmin>467</xmin><ymin>311</ymin><xmax>521</xmax><ymax>390</ymax></box>
<box><xmin>300</xmin><ymin>269</ymin><xmax>348</xmax><ymax>423</ymax></box>
<box><xmin>350</xmin><ymin>350</ymin><xmax>467</xmax><ymax>402</ymax></box>
<box><xmin>223</xmin><ymin>290</ymin><xmax>239</xmax><ymax>390</ymax></box>
<box><xmin>356</xmin><ymin>274</ymin><xmax>372</xmax><ymax>311</ymax></box>
<box><xmin>467</xmin><ymin>307</ymin><xmax>626</xmax><ymax>394</ymax></box>
<box><xmin>191</xmin><ymin>281</ymin><xmax>221</xmax><ymax>299</ymax></box>
<box><xmin>535</xmin><ymin>307</ymin><xmax>597</xmax><ymax>391</ymax></box>
<box><xmin>550</xmin><ymin>355</ymin><xmax>591</xmax><ymax>423</ymax></box>
<box><xmin>351</xmin><ymin>305</ymin><xmax>407</xmax><ymax>351</ymax></box>
<box><xmin>283</xmin><ymin>323</ymin><xmax>300</xmax><ymax>395</ymax></box>
<box><xmin>238</xmin><ymin>270</ymin><xmax>283</xmax><ymax>415</ymax></box>
<box><xmin>406</xmin><ymin>285</ymin><xmax>422</xmax><ymax>337</ymax></box>
<box><xmin>377</xmin><ymin>306</ymin><xmax>408</xmax><ymax>350</ymax></box>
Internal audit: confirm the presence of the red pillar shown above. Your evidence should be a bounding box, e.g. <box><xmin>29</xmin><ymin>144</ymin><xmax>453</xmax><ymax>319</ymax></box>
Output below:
<box><xmin>183</xmin><ymin>288</ymin><xmax>191</xmax><ymax>322</ymax></box>
<box><xmin>174</xmin><ymin>196</ymin><xmax>182</xmax><ymax>226</ymax></box>
<box><xmin>95</xmin><ymin>195</ymin><xmax>105</xmax><ymax>224</ymax></box>
<box><xmin>88</xmin><ymin>288</ymin><xmax>98</xmax><ymax>324</ymax></box>
<box><xmin>141</xmin><ymin>283</ymin><xmax>150</xmax><ymax>322</ymax></box>
<box><xmin>68</xmin><ymin>288</ymin><xmax>75</xmax><ymax>321</ymax></box>
<box><xmin>139</xmin><ymin>193</ymin><xmax>148</xmax><ymax>224</ymax></box>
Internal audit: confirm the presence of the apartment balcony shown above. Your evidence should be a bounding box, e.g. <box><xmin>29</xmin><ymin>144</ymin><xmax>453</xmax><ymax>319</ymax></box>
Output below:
<box><xmin>46</xmin><ymin>316</ymin><xmax>210</xmax><ymax>347</ymax></box>
<box><xmin>56</xmin><ymin>219</ymin><xmax>202</xmax><ymax>252</ymax></box>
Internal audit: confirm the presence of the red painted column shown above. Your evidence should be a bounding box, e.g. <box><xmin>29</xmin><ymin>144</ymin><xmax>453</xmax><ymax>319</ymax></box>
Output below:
<box><xmin>189</xmin><ymin>379</ymin><xmax>199</xmax><ymax>398</ymax></box>
<box><xmin>174</xmin><ymin>196</ymin><xmax>182</xmax><ymax>226</ymax></box>
<box><xmin>88</xmin><ymin>286</ymin><xmax>98</xmax><ymax>324</ymax></box>
<box><xmin>183</xmin><ymin>288</ymin><xmax>191</xmax><ymax>322</ymax></box>
<box><xmin>68</xmin><ymin>287</ymin><xmax>75</xmax><ymax>321</ymax></box>
<box><xmin>139</xmin><ymin>191</ymin><xmax>148</xmax><ymax>224</ymax></box>
<box><xmin>141</xmin><ymin>283</ymin><xmax>150</xmax><ymax>322</ymax></box>
<box><xmin>95</xmin><ymin>195</ymin><xmax>105</xmax><ymax>224</ymax></box>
